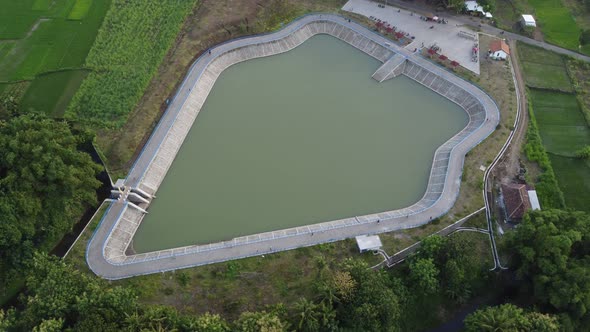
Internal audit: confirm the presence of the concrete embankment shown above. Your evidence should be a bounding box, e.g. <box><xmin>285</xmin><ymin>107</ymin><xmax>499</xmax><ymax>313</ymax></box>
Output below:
<box><xmin>87</xmin><ymin>14</ymin><xmax>499</xmax><ymax>280</ymax></box>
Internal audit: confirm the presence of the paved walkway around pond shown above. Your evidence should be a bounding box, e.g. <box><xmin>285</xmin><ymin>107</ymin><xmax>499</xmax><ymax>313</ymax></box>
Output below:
<box><xmin>86</xmin><ymin>14</ymin><xmax>500</xmax><ymax>280</ymax></box>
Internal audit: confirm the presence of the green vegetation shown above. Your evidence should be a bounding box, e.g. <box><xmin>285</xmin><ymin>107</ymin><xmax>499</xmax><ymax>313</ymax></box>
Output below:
<box><xmin>518</xmin><ymin>43</ymin><xmax>590</xmax><ymax>212</ymax></box>
<box><xmin>68</xmin><ymin>0</ymin><xmax>93</xmax><ymax>20</ymax></box>
<box><xmin>464</xmin><ymin>304</ymin><xmax>560</xmax><ymax>331</ymax></box>
<box><xmin>566</xmin><ymin>59</ymin><xmax>590</xmax><ymax>125</ymax></box>
<box><xmin>0</xmin><ymin>0</ymin><xmax>111</xmax><ymax>81</ymax></box>
<box><xmin>507</xmin><ymin>209</ymin><xmax>590</xmax><ymax>330</ymax></box>
<box><xmin>66</xmin><ymin>0</ymin><xmax>198</xmax><ymax>128</ymax></box>
<box><xmin>19</xmin><ymin>70</ymin><xmax>89</xmax><ymax>117</ymax></box>
<box><xmin>518</xmin><ymin>43</ymin><xmax>573</xmax><ymax>92</ymax></box>
<box><xmin>549</xmin><ymin>155</ymin><xmax>590</xmax><ymax>211</ymax></box>
<box><xmin>528</xmin><ymin>0</ymin><xmax>581</xmax><ymax>51</ymax></box>
<box><xmin>523</xmin><ymin>96</ymin><xmax>566</xmax><ymax>209</ymax></box>
<box><xmin>529</xmin><ymin>89</ymin><xmax>590</xmax><ymax>156</ymax></box>
<box><xmin>5</xmin><ymin>230</ymin><xmax>495</xmax><ymax>331</ymax></box>
<box><xmin>0</xmin><ymin>115</ymin><xmax>102</xmax><ymax>306</ymax></box>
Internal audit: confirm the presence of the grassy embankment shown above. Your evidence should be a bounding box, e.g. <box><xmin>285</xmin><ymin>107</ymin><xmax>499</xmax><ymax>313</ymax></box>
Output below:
<box><xmin>0</xmin><ymin>0</ymin><xmax>111</xmax><ymax>117</ymax></box>
<box><xmin>67</xmin><ymin>203</ymin><xmax>494</xmax><ymax>329</ymax></box>
<box><xmin>518</xmin><ymin>42</ymin><xmax>590</xmax><ymax>212</ymax></box>
<box><xmin>64</xmin><ymin>2</ymin><xmax>509</xmax><ymax>327</ymax></box>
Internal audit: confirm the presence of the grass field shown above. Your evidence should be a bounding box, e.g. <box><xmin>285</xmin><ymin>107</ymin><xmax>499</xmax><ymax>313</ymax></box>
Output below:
<box><xmin>0</xmin><ymin>0</ymin><xmax>111</xmax><ymax>81</ymax></box>
<box><xmin>530</xmin><ymin>89</ymin><xmax>590</xmax><ymax>156</ymax></box>
<box><xmin>66</xmin><ymin>0</ymin><xmax>198</xmax><ymax>128</ymax></box>
<box><xmin>518</xmin><ymin>42</ymin><xmax>573</xmax><ymax>92</ymax></box>
<box><xmin>567</xmin><ymin>60</ymin><xmax>590</xmax><ymax>126</ymax></box>
<box><xmin>550</xmin><ymin>154</ymin><xmax>590</xmax><ymax>212</ymax></box>
<box><xmin>528</xmin><ymin>0</ymin><xmax>581</xmax><ymax>51</ymax></box>
<box><xmin>20</xmin><ymin>70</ymin><xmax>89</xmax><ymax>117</ymax></box>
<box><xmin>68</xmin><ymin>0</ymin><xmax>93</xmax><ymax>20</ymax></box>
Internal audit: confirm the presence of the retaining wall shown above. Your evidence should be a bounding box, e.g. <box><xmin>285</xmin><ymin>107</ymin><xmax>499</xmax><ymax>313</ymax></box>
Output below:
<box><xmin>87</xmin><ymin>14</ymin><xmax>500</xmax><ymax>279</ymax></box>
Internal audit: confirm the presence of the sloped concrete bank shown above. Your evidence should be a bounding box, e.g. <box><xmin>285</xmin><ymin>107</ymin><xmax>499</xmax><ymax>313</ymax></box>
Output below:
<box><xmin>87</xmin><ymin>14</ymin><xmax>500</xmax><ymax>279</ymax></box>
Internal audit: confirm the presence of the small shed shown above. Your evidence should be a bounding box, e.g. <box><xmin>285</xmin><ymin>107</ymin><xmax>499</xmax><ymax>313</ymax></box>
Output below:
<box><xmin>355</xmin><ymin>235</ymin><xmax>383</xmax><ymax>253</ymax></box>
<box><xmin>521</xmin><ymin>14</ymin><xmax>536</xmax><ymax>27</ymax></box>
<box><xmin>489</xmin><ymin>39</ymin><xmax>510</xmax><ymax>60</ymax></box>
<box><xmin>465</xmin><ymin>1</ymin><xmax>493</xmax><ymax>18</ymax></box>
<box><xmin>527</xmin><ymin>190</ymin><xmax>541</xmax><ymax>210</ymax></box>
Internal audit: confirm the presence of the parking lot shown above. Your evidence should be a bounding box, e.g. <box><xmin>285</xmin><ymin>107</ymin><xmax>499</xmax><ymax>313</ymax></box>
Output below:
<box><xmin>343</xmin><ymin>0</ymin><xmax>481</xmax><ymax>74</ymax></box>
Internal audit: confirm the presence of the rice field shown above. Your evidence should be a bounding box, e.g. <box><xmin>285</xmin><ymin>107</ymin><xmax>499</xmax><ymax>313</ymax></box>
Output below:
<box><xmin>518</xmin><ymin>42</ymin><xmax>573</xmax><ymax>92</ymax></box>
<box><xmin>0</xmin><ymin>0</ymin><xmax>111</xmax><ymax>81</ymax></box>
<box><xmin>528</xmin><ymin>0</ymin><xmax>581</xmax><ymax>51</ymax></box>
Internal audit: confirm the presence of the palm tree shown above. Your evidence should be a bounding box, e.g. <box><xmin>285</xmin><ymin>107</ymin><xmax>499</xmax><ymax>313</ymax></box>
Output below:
<box><xmin>293</xmin><ymin>297</ymin><xmax>320</xmax><ymax>332</ymax></box>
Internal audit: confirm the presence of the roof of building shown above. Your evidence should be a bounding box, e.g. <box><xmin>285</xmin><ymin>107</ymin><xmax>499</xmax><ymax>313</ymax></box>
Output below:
<box><xmin>502</xmin><ymin>183</ymin><xmax>532</xmax><ymax>221</ymax></box>
<box><xmin>527</xmin><ymin>190</ymin><xmax>541</xmax><ymax>210</ymax></box>
<box><xmin>490</xmin><ymin>39</ymin><xmax>510</xmax><ymax>55</ymax></box>
<box><xmin>465</xmin><ymin>1</ymin><xmax>493</xmax><ymax>17</ymax></box>
<box><xmin>355</xmin><ymin>235</ymin><xmax>383</xmax><ymax>252</ymax></box>
<box><xmin>521</xmin><ymin>14</ymin><xmax>536</xmax><ymax>26</ymax></box>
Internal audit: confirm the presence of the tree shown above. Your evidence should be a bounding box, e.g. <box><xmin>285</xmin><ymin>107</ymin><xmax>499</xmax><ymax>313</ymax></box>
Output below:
<box><xmin>11</xmin><ymin>253</ymin><xmax>137</xmax><ymax>331</ymax></box>
<box><xmin>508</xmin><ymin>210</ymin><xmax>590</xmax><ymax>326</ymax></box>
<box><xmin>409</xmin><ymin>258</ymin><xmax>440</xmax><ymax>295</ymax></box>
<box><xmin>416</xmin><ymin>235</ymin><xmax>447</xmax><ymax>263</ymax></box>
<box><xmin>464</xmin><ymin>304</ymin><xmax>560</xmax><ymax>331</ymax></box>
<box><xmin>337</xmin><ymin>259</ymin><xmax>401</xmax><ymax>331</ymax></box>
<box><xmin>235</xmin><ymin>311</ymin><xmax>288</xmax><ymax>332</ymax></box>
<box><xmin>581</xmin><ymin>30</ymin><xmax>590</xmax><ymax>45</ymax></box>
<box><xmin>0</xmin><ymin>115</ymin><xmax>102</xmax><ymax>282</ymax></box>
<box><xmin>293</xmin><ymin>298</ymin><xmax>320</xmax><ymax>332</ymax></box>
<box><xmin>194</xmin><ymin>312</ymin><xmax>229</xmax><ymax>332</ymax></box>
<box><xmin>575</xmin><ymin>145</ymin><xmax>590</xmax><ymax>159</ymax></box>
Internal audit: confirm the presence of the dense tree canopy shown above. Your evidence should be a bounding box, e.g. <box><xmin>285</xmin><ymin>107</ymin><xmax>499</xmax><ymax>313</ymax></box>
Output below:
<box><xmin>464</xmin><ymin>304</ymin><xmax>560</xmax><ymax>332</ymax></box>
<box><xmin>0</xmin><ymin>115</ymin><xmax>102</xmax><ymax>281</ymax></box>
<box><xmin>508</xmin><ymin>209</ymin><xmax>590</xmax><ymax>329</ymax></box>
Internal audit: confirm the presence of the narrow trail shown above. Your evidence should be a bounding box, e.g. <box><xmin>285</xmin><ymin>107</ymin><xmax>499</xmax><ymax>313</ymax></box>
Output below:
<box><xmin>481</xmin><ymin>39</ymin><xmax>528</xmax><ymax>271</ymax></box>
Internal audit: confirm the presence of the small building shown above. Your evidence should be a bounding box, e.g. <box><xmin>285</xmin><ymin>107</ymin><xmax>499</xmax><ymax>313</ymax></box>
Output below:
<box><xmin>521</xmin><ymin>14</ymin><xmax>536</xmax><ymax>28</ymax></box>
<box><xmin>501</xmin><ymin>183</ymin><xmax>540</xmax><ymax>222</ymax></box>
<box><xmin>355</xmin><ymin>235</ymin><xmax>383</xmax><ymax>253</ymax></box>
<box><xmin>464</xmin><ymin>1</ymin><xmax>493</xmax><ymax>18</ymax></box>
<box><xmin>489</xmin><ymin>39</ymin><xmax>510</xmax><ymax>60</ymax></box>
<box><xmin>527</xmin><ymin>190</ymin><xmax>541</xmax><ymax>210</ymax></box>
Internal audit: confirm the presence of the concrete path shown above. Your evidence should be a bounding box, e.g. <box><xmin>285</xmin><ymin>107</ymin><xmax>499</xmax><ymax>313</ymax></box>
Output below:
<box><xmin>380</xmin><ymin>0</ymin><xmax>590</xmax><ymax>62</ymax></box>
<box><xmin>86</xmin><ymin>14</ymin><xmax>500</xmax><ymax>280</ymax></box>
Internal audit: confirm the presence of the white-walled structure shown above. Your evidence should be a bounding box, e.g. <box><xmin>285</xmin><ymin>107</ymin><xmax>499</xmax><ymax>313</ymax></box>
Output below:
<box><xmin>521</xmin><ymin>14</ymin><xmax>536</xmax><ymax>27</ymax></box>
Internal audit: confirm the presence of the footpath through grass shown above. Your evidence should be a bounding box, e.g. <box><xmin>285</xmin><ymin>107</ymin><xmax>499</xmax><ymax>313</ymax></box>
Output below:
<box><xmin>66</xmin><ymin>0</ymin><xmax>199</xmax><ymax>128</ymax></box>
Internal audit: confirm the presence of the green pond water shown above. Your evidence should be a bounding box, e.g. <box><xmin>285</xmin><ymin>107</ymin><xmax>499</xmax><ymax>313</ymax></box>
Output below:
<box><xmin>133</xmin><ymin>35</ymin><xmax>468</xmax><ymax>252</ymax></box>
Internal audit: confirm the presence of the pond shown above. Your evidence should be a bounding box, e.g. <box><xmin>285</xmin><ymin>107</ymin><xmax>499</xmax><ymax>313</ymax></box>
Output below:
<box><xmin>132</xmin><ymin>34</ymin><xmax>468</xmax><ymax>252</ymax></box>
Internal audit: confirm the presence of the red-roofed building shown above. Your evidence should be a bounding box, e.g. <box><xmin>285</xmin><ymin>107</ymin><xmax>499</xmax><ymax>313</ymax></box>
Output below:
<box><xmin>489</xmin><ymin>39</ymin><xmax>510</xmax><ymax>60</ymax></box>
<box><xmin>501</xmin><ymin>183</ymin><xmax>532</xmax><ymax>222</ymax></box>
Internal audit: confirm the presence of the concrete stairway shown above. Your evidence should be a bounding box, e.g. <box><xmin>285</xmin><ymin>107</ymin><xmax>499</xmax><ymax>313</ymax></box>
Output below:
<box><xmin>372</xmin><ymin>54</ymin><xmax>406</xmax><ymax>82</ymax></box>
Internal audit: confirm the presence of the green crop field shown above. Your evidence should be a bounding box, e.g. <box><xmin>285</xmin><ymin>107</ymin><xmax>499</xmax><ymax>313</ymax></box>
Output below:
<box><xmin>528</xmin><ymin>0</ymin><xmax>581</xmax><ymax>51</ymax></box>
<box><xmin>0</xmin><ymin>0</ymin><xmax>111</xmax><ymax>81</ymax></box>
<box><xmin>67</xmin><ymin>0</ymin><xmax>198</xmax><ymax>128</ymax></box>
<box><xmin>20</xmin><ymin>70</ymin><xmax>89</xmax><ymax>117</ymax></box>
<box><xmin>68</xmin><ymin>0</ymin><xmax>93</xmax><ymax>20</ymax></box>
<box><xmin>550</xmin><ymin>155</ymin><xmax>590</xmax><ymax>212</ymax></box>
<box><xmin>530</xmin><ymin>89</ymin><xmax>590</xmax><ymax>155</ymax></box>
<box><xmin>518</xmin><ymin>43</ymin><xmax>573</xmax><ymax>92</ymax></box>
